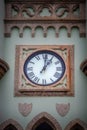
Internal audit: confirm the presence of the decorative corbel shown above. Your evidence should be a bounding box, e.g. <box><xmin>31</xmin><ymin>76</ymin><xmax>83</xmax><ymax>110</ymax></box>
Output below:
<box><xmin>80</xmin><ymin>59</ymin><xmax>87</xmax><ymax>76</ymax></box>
<box><xmin>0</xmin><ymin>58</ymin><xmax>9</xmax><ymax>79</ymax></box>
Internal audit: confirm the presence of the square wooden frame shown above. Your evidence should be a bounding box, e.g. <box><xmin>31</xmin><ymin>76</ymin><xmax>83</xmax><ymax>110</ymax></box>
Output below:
<box><xmin>14</xmin><ymin>45</ymin><xmax>74</xmax><ymax>96</ymax></box>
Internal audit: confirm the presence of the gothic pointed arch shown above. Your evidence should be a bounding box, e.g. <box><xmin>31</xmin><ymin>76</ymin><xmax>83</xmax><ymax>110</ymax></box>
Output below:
<box><xmin>0</xmin><ymin>119</ymin><xmax>23</xmax><ymax>130</ymax></box>
<box><xmin>26</xmin><ymin>112</ymin><xmax>62</xmax><ymax>130</ymax></box>
<box><xmin>65</xmin><ymin>118</ymin><xmax>87</xmax><ymax>130</ymax></box>
<box><xmin>0</xmin><ymin>58</ymin><xmax>9</xmax><ymax>79</ymax></box>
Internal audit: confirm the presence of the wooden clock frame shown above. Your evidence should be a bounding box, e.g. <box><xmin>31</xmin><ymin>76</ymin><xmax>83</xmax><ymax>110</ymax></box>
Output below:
<box><xmin>14</xmin><ymin>45</ymin><xmax>74</xmax><ymax>96</ymax></box>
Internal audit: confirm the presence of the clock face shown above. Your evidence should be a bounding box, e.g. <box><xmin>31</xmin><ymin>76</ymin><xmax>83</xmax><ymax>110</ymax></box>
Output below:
<box><xmin>23</xmin><ymin>50</ymin><xmax>66</xmax><ymax>86</ymax></box>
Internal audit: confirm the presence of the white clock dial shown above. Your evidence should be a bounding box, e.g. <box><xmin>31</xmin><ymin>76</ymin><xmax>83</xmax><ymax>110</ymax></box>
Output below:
<box><xmin>23</xmin><ymin>50</ymin><xmax>66</xmax><ymax>86</ymax></box>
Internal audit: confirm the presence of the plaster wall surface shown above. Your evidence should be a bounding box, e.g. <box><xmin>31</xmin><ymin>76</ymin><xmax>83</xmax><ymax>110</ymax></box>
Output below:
<box><xmin>0</xmin><ymin>0</ymin><xmax>4</xmax><ymax>58</ymax></box>
<box><xmin>0</xmin><ymin>0</ymin><xmax>87</xmax><ymax>130</ymax></box>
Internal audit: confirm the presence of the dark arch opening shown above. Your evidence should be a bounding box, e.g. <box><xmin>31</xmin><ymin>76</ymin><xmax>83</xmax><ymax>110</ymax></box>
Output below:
<box><xmin>35</xmin><ymin>121</ymin><xmax>53</xmax><ymax>130</ymax></box>
<box><xmin>70</xmin><ymin>123</ymin><xmax>84</xmax><ymax>130</ymax></box>
<box><xmin>4</xmin><ymin>124</ymin><xmax>17</xmax><ymax>130</ymax></box>
<box><xmin>26</xmin><ymin>112</ymin><xmax>62</xmax><ymax>130</ymax></box>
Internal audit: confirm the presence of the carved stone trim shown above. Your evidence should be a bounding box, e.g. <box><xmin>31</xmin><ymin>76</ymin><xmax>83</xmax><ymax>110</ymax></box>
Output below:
<box><xmin>65</xmin><ymin>119</ymin><xmax>87</xmax><ymax>130</ymax></box>
<box><xmin>56</xmin><ymin>103</ymin><xmax>70</xmax><ymax>117</ymax></box>
<box><xmin>0</xmin><ymin>119</ymin><xmax>23</xmax><ymax>130</ymax></box>
<box><xmin>18</xmin><ymin>103</ymin><xmax>32</xmax><ymax>117</ymax></box>
<box><xmin>80</xmin><ymin>59</ymin><xmax>87</xmax><ymax>76</ymax></box>
<box><xmin>25</xmin><ymin>112</ymin><xmax>62</xmax><ymax>130</ymax></box>
<box><xmin>0</xmin><ymin>58</ymin><xmax>9</xmax><ymax>79</ymax></box>
<box><xmin>4</xmin><ymin>0</ymin><xmax>86</xmax><ymax>37</ymax></box>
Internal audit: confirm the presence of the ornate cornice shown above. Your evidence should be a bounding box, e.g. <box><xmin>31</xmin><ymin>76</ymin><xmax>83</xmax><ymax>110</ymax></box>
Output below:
<box><xmin>0</xmin><ymin>58</ymin><xmax>9</xmax><ymax>79</ymax></box>
<box><xmin>4</xmin><ymin>0</ymin><xmax>86</xmax><ymax>37</ymax></box>
<box><xmin>80</xmin><ymin>59</ymin><xmax>87</xmax><ymax>76</ymax></box>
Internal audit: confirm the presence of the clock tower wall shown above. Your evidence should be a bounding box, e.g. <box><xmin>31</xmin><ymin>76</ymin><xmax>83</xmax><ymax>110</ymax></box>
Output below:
<box><xmin>0</xmin><ymin>1</ymin><xmax>87</xmax><ymax>130</ymax></box>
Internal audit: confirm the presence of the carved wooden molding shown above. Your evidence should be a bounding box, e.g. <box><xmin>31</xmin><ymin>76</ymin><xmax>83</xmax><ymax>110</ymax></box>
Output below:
<box><xmin>80</xmin><ymin>59</ymin><xmax>87</xmax><ymax>76</ymax></box>
<box><xmin>0</xmin><ymin>119</ymin><xmax>23</xmax><ymax>130</ymax></box>
<box><xmin>4</xmin><ymin>0</ymin><xmax>86</xmax><ymax>37</ymax></box>
<box><xmin>26</xmin><ymin>112</ymin><xmax>62</xmax><ymax>130</ymax></box>
<box><xmin>0</xmin><ymin>58</ymin><xmax>9</xmax><ymax>79</ymax></box>
<box><xmin>64</xmin><ymin>118</ymin><xmax>87</xmax><ymax>130</ymax></box>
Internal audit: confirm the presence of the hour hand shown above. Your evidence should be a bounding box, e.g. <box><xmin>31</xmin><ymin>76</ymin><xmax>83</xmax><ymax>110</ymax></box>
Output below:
<box><xmin>40</xmin><ymin>65</ymin><xmax>46</xmax><ymax>73</ymax></box>
<box><xmin>46</xmin><ymin>56</ymin><xmax>54</xmax><ymax>65</ymax></box>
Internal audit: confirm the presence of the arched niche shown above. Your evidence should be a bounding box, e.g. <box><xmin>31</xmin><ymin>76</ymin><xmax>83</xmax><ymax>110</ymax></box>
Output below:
<box><xmin>35</xmin><ymin>26</ymin><xmax>43</xmax><ymax>37</ymax></box>
<box><xmin>80</xmin><ymin>59</ymin><xmax>87</xmax><ymax>76</ymax></box>
<box><xmin>4</xmin><ymin>124</ymin><xmax>17</xmax><ymax>130</ymax></box>
<box><xmin>26</xmin><ymin>112</ymin><xmax>62</xmax><ymax>130</ymax></box>
<box><xmin>65</xmin><ymin>119</ymin><xmax>87</xmax><ymax>130</ymax></box>
<box><xmin>0</xmin><ymin>119</ymin><xmax>23</xmax><ymax>130</ymax></box>
<box><xmin>0</xmin><ymin>58</ymin><xmax>9</xmax><ymax>79</ymax></box>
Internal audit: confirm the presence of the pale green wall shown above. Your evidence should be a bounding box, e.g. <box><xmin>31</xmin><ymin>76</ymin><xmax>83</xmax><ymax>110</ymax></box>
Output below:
<box><xmin>0</xmin><ymin>0</ymin><xmax>5</xmax><ymax>120</ymax></box>
<box><xmin>0</xmin><ymin>0</ymin><xmax>87</xmax><ymax>130</ymax></box>
<box><xmin>0</xmin><ymin>0</ymin><xmax>4</xmax><ymax>58</ymax></box>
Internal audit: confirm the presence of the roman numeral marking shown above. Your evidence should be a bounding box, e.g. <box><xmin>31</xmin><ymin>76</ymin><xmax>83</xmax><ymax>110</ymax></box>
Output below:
<box><xmin>54</xmin><ymin>72</ymin><xmax>61</xmax><ymax>78</ymax></box>
<box><xmin>29</xmin><ymin>61</ymin><xmax>35</xmax><ymax>64</ymax></box>
<box><xmin>35</xmin><ymin>55</ymin><xmax>40</xmax><ymax>60</ymax></box>
<box><xmin>55</xmin><ymin>60</ymin><xmax>60</xmax><ymax>65</ymax></box>
<box><xmin>42</xmin><ymin>54</ymin><xmax>48</xmax><ymax>59</ymax></box>
<box><xmin>28</xmin><ymin>72</ymin><xmax>35</xmax><ymax>79</ymax></box>
<box><xmin>56</xmin><ymin>67</ymin><xmax>62</xmax><ymax>71</ymax></box>
<box><xmin>42</xmin><ymin>79</ymin><xmax>46</xmax><ymax>85</ymax></box>
<box><xmin>42</xmin><ymin>54</ymin><xmax>45</xmax><ymax>59</ymax></box>
<box><xmin>27</xmin><ymin>67</ymin><xmax>33</xmax><ymax>71</ymax></box>
<box><xmin>50</xmin><ymin>78</ymin><xmax>54</xmax><ymax>82</ymax></box>
<box><xmin>33</xmin><ymin>77</ymin><xmax>40</xmax><ymax>83</ymax></box>
<box><xmin>28</xmin><ymin>72</ymin><xmax>40</xmax><ymax>84</ymax></box>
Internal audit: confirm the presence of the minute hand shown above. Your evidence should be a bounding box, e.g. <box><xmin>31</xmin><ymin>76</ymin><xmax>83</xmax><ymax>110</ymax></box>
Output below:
<box><xmin>44</xmin><ymin>54</ymin><xmax>48</xmax><ymax>66</ymax></box>
<box><xmin>40</xmin><ymin>56</ymin><xmax>53</xmax><ymax>73</ymax></box>
<box><xmin>40</xmin><ymin>54</ymin><xmax>48</xmax><ymax>73</ymax></box>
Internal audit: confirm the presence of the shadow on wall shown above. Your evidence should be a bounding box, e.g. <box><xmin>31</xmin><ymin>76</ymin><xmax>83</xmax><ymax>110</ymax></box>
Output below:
<box><xmin>0</xmin><ymin>112</ymin><xmax>87</xmax><ymax>130</ymax></box>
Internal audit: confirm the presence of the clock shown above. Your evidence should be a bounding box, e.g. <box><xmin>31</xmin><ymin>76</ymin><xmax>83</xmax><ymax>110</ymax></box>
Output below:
<box><xmin>23</xmin><ymin>50</ymin><xmax>66</xmax><ymax>87</ymax></box>
<box><xmin>15</xmin><ymin>45</ymin><xmax>74</xmax><ymax>96</ymax></box>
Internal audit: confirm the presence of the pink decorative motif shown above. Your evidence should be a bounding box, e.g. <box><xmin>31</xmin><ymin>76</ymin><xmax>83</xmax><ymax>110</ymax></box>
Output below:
<box><xmin>56</xmin><ymin>103</ymin><xmax>70</xmax><ymax>117</ymax></box>
<box><xmin>18</xmin><ymin>103</ymin><xmax>32</xmax><ymax>117</ymax></box>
